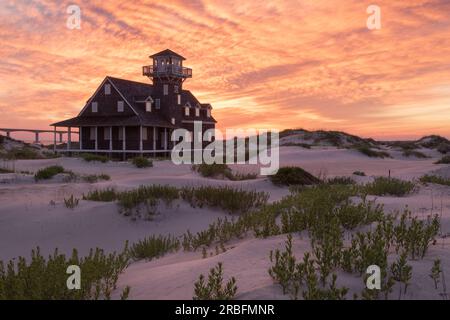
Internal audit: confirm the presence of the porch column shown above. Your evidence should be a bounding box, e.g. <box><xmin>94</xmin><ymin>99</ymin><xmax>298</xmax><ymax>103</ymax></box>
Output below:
<box><xmin>94</xmin><ymin>126</ymin><xmax>98</xmax><ymax>151</ymax></box>
<box><xmin>109</xmin><ymin>126</ymin><xmax>112</xmax><ymax>151</ymax></box>
<box><xmin>79</xmin><ymin>127</ymin><xmax>83</xmax><ymax>150</ymax></box>
<box><xmin>67</xmin><ymin>127</ymin><xmax>71</xmax><ymax>150</ymax></box>
<box><xmin>122</xmin><ymin>126</ymin><xmax>126</xmax><ymax>151</ymax></box>
<box><xmin>153</xmin><ymin>127</ymin><xmax>156</xmax><ymax>151</ymax></box>
<box><xmin>140</xmin><ymin>126</ymin><xmax>143</xmax><ymax>152</ymax></box>
<box><xmin>35</xmin><ymin>132</ymin><xmax>40</xmax><ymax>144</ymax></box>
<box><xmin>53</xmin><ymin>127</ymin><xmax>56</xmax><ymax>153</ymax></box>
<box><xmin>164</xmin><ymin>127</ymin><xmax>168</xmax><ymax>150</ymax></box>
<box><xmin>59</xmin><ymin>132</ymin><xmax>63</xmax><ymax>143</ymax></box>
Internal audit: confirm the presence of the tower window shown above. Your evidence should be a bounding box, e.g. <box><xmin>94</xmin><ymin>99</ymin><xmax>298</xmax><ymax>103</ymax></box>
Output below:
<box><xmin>207</xmin><ymin>109</ymin><xmax>211</xmax><ymax>118</ymax></box>
<box><xmin>146</xmin><ymin>101</ymin><xmax>152</xmax><ymax>112</ymax></box>
<box><xmin>104</xmin><ymin>84</ymin><xmax>111</xmax><ymax>95</ymax></box>
<box><xmin>171</xmin><ymin>118</ymin><xmax>175</xmax><ymax>125</ymax></box>
<box><xmin>163</xmin><ymin>84</ymin><xmax>168</xmax><ymax>95</ymax></box>
<box><xmin>155</xmin><ymin>99</ymin><xmax>160</xmax><ymax>109</ymax></box>
<box><xmin>91</xmin><ymin>102</ymin><xmax>98</xmax><ymax>113</ymax></box>
<box><xmin>184</xmin><ymin>107</ymin><xmax>190</xmax><ymax>116</ymax></box>
<box><xmin>117</xmin><ymin>101</ymin><xmax>124</xmax><ymax>112</ymax></box>
<box><xmin>177</xmin><ymin>94</ymin><xmax>181</xmax><ymax>105</ymax></box>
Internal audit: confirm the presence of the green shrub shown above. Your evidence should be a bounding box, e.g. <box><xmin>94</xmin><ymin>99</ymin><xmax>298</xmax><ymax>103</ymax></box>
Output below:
<box><xmin>129</xmin><ymin>235</ymin><xmax>180</xmax><ymax>261</ymax></box>
<box><xmin>6</xmin><ymin>147</ymin><xmax>40</xmax><ymax>160</ymax></box>
<box><xmin>355</xmin><ymin>145</ymin><xmax>390</xmax><ymax>158</ymax></box>
<box><xmin>437</xmin><ymin>143</ymin><xmax>450</xmax><ymax>154</ymax></box>
<box><xmin>420</xmin><ymin>175</ymin><xmax>450</xmax><ymax>186</ymax></box>
<box><xmin>193</xmin><ymin>262</ymin><xmax>237</xmax><ymax>300</ymax></box>
<box><xmin>82</xmin><ymin>174</ymin><xmax>111</xmax><ymax>183</ymax></box>
<box><xmin>193</xmin><ymin>163</ymin><xmax>257</xmax><ymax>181</ymax></box>
<box><xmin>80</xmin><ymin>153</ymin><xmax>109</xmax><ymax>163</ymax></box>
<box><xmin>364</xmin><ymin>177</ymin><xmax>415</xmax><ymax>196</ymax></box>
<box><xmin>64</xmin><ymin>195</ymin><xmax>80</xmax><ymax>209</ymax></box>
<box><xmin>83</xmin><ymin>188</ymin><xmax>118</xmax><ymax>202</ymax></box>
<box><xmin>0</xmin><ymin>245</ymin><xmax>129</xmax><ymax>300</ymax></box>
<box><xmin>327</xmin><ymin>176</ymin><xmax>355</xmax><ymax>185</ymax></box>
<box><xmin>34</xmin><ymin>165</ymin><xmax>65</xmax><ymax>181</ymax></box>
<box><xmin>131</xmin><ymin>157</ymin><xmax>153</xmax><ymax>168</ymax></box>
<box><xmin>435</xmin><ymin>156</ymin><xmax>450</xmax><ymax>164</ymax></box>
<box><xmin>270</xmin><ymin>167</ymin><xmax>321</xmax><ymax>186</ymax></box>
<box><xmin>402</xmin><ymin>150</ymin><xmax>428</xmax><ymax>158</ymax></box>
<box><xmin>180</xmin><ymin>186</ymin><xmax>268</xmax><ymax>214</ymax></box>
<box><xmin>353</xmin><ymin>171</ymin><xmax>366</xmax><ymax>176</ymax></box>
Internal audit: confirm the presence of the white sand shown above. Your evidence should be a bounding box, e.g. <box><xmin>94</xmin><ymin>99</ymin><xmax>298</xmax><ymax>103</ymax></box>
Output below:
<box><xmin>1</xmin><ymin>146</ymin><xmax>449</xmax><ymax>299</ymax></box>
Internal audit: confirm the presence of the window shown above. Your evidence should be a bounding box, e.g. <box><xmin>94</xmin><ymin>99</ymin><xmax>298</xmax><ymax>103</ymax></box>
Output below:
<box><xmin>104</xmin><ymin>127</ymin><xmax>111</xmax><ymax>140</ymax></box>
<box><xmin>207</xmin><ymin>109</ymin><xmax>211</xmax><ymax>118</ymax></box>
<box><xmin>105</xmin><ymin>84</ymin><xmax>111</xmax><ymax>95</ymax></box>
<box><xmin>145</xmin><ymin>101</ymin><xmax>152</xmax><ymax>112</ymax></box>
<box><xmin>155</xmin><ymin>99</ymin><xmax>160</xmax><ymax>109</ymax></box>
<box><xmin>142</xmin><ymin>127</ymin><xmax>148</xmax><ymax>140</ymax></box>
<box><xmin>89</xmin><ymin>127</ymin><xmax>96</xmax><ymax>140</ymax></box>
<box><xmin>174</xmin><ymin>85</ymin><xmax>179</xmax><ymax>93</ymax></box>
<box><xmin>171</xmin><ymin>118</ymin><xmax>175</xmax><ymax>125</ymax></box>
<box><xmin>184</xmin><ymin>106</ymin><xmax>190</xmax><ymax>116</ymax></box>
<box><xmin>117</xmin><ymin>101</ymin><xmax>124</xmax><ymax>112</ymax></box>
<box><xmin>195</xmin><ymin>107</ymin><xmax>200</xmax><ymax>117</ymax></box>
<box><xmin>177</xmin><ymin>94</ymin><xmax>181</xmax><ymax>105</ymax></box>
<box><xmin>118</xmin><ymin>127</ymin><xmax>124</xmax><ymax>140</ymax></box>
<box><xmin>91</xmin><ymin>102</ymin><xmax>98</xmax><ymax>113</ymax></box>
<box><xmin>163</xmin><ymin>84</ymin><xmax>168</xmax><ymax>95</ymax></box>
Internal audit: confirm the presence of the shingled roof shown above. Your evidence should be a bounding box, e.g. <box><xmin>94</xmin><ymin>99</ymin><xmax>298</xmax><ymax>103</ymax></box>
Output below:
<box><xmin>150</xmin><ymin>49</ymin><xmax>186</xmax><ymax>60</ymax></box>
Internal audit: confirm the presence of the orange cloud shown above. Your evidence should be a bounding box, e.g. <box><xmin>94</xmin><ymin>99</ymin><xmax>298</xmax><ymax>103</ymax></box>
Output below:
<box><xmin>0</xmin><ymin>0</ymin><xmax>449</xmax><ymax>140</ymax></box>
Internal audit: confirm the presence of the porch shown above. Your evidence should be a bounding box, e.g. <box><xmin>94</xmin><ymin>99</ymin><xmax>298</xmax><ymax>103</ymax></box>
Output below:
<box><xmin>52</xmin><ymin>125</ymin><xmax>173</xmax><ymax>155</ymax></box>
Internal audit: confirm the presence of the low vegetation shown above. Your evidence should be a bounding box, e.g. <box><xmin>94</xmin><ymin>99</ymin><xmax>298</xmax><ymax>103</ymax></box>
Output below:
<box><xmin>80</xmin><ymin>153</ymin><xmax>109</xmax><ymax>163</ymax></box>
<box><xmin>354</xmin><ymin>145</ymin><xmax>390</xmax><ymax>158</ymax></box>
<box><xmin>83</xmin><ymin>188</ymin><xmax>118</xmax><ymax>202</ymax></box>
<box><xmin>129</xmin><ymin>235</ymin><xmax>180</xmax><ymax>261</ymax></box>
<box><xmin>0</xmin><ymin>245</ymin><xmax>130</xmax><ymax>299</ymax></box>
<box><xmin>353</xmin><ymin>171</ymin><xmax>366</xmax><ymax>176</ymax></box>
<box><xmin>193</xmin><ymin>262</ymin><xmax>237</xmax><ymax>300</ymax></box>
<box><xmin>192</xmin><ymin>163</ymin><xmax>257</xmax><ymax>181</ymax></box>
<box><xmin>34</xmin><ymin>165</ymin><xmax>65</xmax><ymax>181</ymax></box>
<box><xmin>364</xmin><ymin>177</ymin><xmax>415</xmax><ymax>196</ymax></box>
<box><xmin>270</xmin><ymin>166</ymin><xmax>321</xmax><ymax>186</ymax></box>
<box><xmin>83</xmin><ymin>185</ymin><xmax>269</xmax><ymax>217</ymax></box>
<box><xmin>326</xmin><ymin>176</ymin><xmax>355</xmax><ymax>185</ymax></box>
<box><xmin>81</xmin><ymin>174</ymin><xmax>111</xmax><ymax>183</ymax></box>
<box><xmin>64</xmin><ymin>195</ymin><xmax>80</xmax><ymax>209</ymax></box>
<box><xmin>402</xmin><ymin>150</ymin><xmax>428</xmax><ymax>158</ymax></box>
<box><xmin>131</xmin><ymin>156</ymin><xmax>153</xmax><ymax>168</ymax></box>
<box><xmin>435</xmin><ymin>156</ymin><xmax>450</xmax><ymax>164</ymax></box>
<box><xmin>420</xmin><ymin>175</ymin><xmax>450</xmax><ymax>186</ymax></box>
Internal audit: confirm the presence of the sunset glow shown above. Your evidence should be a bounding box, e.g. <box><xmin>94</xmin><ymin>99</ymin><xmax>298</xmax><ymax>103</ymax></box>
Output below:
<box><xmin>1</xmin><ymin>0</ymin><xmax>450</xmax><ymax>140</ymax></box>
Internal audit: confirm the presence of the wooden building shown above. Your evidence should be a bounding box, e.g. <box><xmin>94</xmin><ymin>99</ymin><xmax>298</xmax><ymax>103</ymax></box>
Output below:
<box><xmin>51</xmin><ymin>49</ymin><xmax>216</xmax><ymax>156</ymax></box>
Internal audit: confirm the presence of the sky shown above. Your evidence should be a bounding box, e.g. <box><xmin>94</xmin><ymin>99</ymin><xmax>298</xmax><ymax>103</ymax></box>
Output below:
<box><xmin>0</xmin><ymin>0</ymin><xmax>449</xmax><ymax>141</ymax></box>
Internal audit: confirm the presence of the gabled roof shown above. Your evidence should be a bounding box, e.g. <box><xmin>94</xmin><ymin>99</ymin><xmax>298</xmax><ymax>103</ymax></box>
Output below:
<box><xmin>150</xmin><ymin>49</ymin><xmax>186</xmax><ymax>60</ymax></box>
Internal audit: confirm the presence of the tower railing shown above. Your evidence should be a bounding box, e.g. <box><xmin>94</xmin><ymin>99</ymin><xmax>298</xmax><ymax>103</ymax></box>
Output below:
<box><xmin>143</xmin><ymin>65</ymin><xmax>192</xmax><ymax>78</ymax></box>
